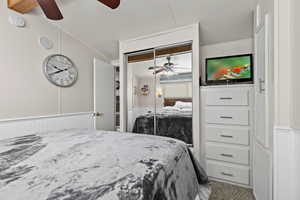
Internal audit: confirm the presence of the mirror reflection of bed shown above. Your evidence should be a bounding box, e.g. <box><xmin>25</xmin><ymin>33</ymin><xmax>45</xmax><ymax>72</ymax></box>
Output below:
<box><xmin>127</xmin><ymin>47</ymin><xmax>193</xmax><ymax>145</ymax></box>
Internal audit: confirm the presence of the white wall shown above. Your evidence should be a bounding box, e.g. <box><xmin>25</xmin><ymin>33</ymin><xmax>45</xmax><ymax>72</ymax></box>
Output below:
<box><xmin>288</xmin><ymin>0</ymin><xmax>300</xmax><ymax>199</ymax></box>
<box><xmin>290</xmin><ymin>0</ymin><xmax>300</xmax><ymax>129</ymax></box>
<box><xmin>0</xmin><ymin>1</ymin><xmax>107</xmax><ymax>120</ymax></box>
<box><xmin>274</xmin><ymin>0</ymin><xmax>291</xmax><ymax>128</ymax></box>
<box><xmin>199</xmin><ymin>38</ymin><xmax>253</xmax><ymax>85</ymax></box>
<box><xmin>290</xmin><ymin>1</ymin><xmax>300</xmax><ymax>198</ymax></box>
<box><xmin>273</xmin><ymin>0</ymin><xmax>300</xmax><ymax>199</ymax></box>
<box><xmin>161</xmin><ymin>82</ymin><xmax>192</xmax><ymax>98</ymax></box>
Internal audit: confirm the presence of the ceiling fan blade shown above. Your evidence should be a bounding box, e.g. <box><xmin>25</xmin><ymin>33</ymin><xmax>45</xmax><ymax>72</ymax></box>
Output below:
<box><xmin>97</xmin><ymin>0</ymin><xmax>120</xmax><ymax>9</ymax></box>
<box><xmin>154</xmin><ymin>68</ymin><xmax>165</xmax><ymax>74</ymax></box>
<box><xmin>148</xmin><ymin>66</ymin><xmax>163</xmax><ymax>70</ymax></box>
<box><xmin>36</xmin><ymin>0</ymin><xmax>63</xmax><ymax>20</ymax></box>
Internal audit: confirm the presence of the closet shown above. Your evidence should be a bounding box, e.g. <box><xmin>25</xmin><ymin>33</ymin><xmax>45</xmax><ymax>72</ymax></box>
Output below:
<box><xmin>114</xmin><ymin>66</ymin><xmax>120</xmax><ymax>131</ymax></box>
<box><xmin>119</xmin><ymin>24</ymin><xmax>200</xmax><ymax>161</ymax></box>
<box><xmin>125</xmin><ymin>43</ymin><xmax>194</xmax><ymax>145</ymax></box>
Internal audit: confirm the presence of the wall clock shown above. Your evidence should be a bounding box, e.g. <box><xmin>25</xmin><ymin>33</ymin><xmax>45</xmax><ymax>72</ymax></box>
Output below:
<box><xmin>43</xmin><ymin>54</ymin><xmax>78</xmax><ymax>87</ymax></box>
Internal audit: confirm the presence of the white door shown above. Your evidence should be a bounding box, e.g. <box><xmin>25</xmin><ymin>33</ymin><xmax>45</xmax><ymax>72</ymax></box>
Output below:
<box><xmin>253</xmin><ymin>14</ymin><xmax>272</xmax><ymax>200</ymax></box>
<box><xmin>94</xmin><ymin>58</ymin><xmax>115</xmax><ymax>131</ymax></box>
<box><xmin>255</xmin><ymin>18</ymin><xmax>268</xmax><ymax>147</ymax></box>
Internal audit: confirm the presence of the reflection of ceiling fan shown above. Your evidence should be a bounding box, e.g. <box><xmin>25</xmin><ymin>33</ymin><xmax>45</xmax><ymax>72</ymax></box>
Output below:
<box><xmin>37</xmin><ymin>0</ymin><xmax>120</xmax><ymax>20</ymax></box>
<box><xmin>148</xmin><ymin>55</ymin><xmax>189</xmax><ymax>74</ymax></box>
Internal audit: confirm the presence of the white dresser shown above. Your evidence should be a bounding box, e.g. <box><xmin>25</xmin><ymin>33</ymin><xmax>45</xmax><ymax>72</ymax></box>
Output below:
<box><xmin>201</xmin><ymin>85</ymin><xmax>254</xmax><ymax>187</ymax></box>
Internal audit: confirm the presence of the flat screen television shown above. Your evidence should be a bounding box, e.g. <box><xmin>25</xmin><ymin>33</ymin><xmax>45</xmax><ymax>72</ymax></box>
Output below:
<box><xmin>205</xmin><ymin>54</ymin><xmax>253</xmax><ymax>85</ymax></box>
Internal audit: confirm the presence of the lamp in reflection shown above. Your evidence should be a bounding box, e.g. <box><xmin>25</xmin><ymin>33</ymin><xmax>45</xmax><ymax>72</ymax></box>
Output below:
<box><xmin>156</xmin><ymin>88</ymin><xmax>163</xmax><ymax>98</ymax></box>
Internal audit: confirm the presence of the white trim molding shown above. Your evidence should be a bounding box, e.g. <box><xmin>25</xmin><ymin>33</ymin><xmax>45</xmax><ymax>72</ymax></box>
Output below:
<box><xmin>0</xmin><ymin>112</ymin><xmax>93</xmax><ymax>123</ymax></box>
<box><xmin>274</xmin><ymin>126</ymin><xmax>300</xmax><ymax>200</ymax></box>
<box><xmin>0</xmin><ymin>112</ymin><xmax>95</xmax><ymax>140</ymax></box>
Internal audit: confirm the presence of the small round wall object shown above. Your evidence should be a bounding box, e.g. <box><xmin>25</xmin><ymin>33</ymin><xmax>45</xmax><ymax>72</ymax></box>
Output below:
<box><xmin>8</xmin><ymin>14</ymin><xmax>25</xmax><ymax>28</ymax></box>
<box><xmin>39</xmin><ymin>36</ymin><xmax>54</xmax><ymax>50</ymax></box>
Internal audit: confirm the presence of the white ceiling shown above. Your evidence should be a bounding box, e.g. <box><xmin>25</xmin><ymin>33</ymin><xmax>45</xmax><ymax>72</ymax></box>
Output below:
<box><xmin>39</xmin><ymin>0</ymin><xmax>256</xmax><ymax>60</ymax></box>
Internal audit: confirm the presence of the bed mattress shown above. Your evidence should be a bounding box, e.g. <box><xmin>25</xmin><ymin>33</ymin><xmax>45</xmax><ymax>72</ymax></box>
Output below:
<box><xmin>0</xmin><ymin>129</ymin><xmax>210</xmax><ymax>200</ymax></box>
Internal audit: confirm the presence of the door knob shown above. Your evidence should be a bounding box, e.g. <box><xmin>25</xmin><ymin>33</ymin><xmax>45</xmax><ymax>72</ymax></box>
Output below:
<box><xmin>93</xmin><ymin>112</ymin><xmax>104</xmax><ymax>117</ymax></box>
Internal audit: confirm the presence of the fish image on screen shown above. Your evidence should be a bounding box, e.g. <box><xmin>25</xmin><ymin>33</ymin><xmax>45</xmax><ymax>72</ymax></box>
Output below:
<box><xmin>205</xmin><ymin>54</ymin><xmax>253</xmax><ymax>85</ymax></box>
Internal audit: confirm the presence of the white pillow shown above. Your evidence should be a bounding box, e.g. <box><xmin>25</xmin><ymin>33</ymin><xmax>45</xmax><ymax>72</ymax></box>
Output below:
<box><xmin>163</xmin><ymin>106</ymin><xmax>180</xmax><ymax>111</ymax></box>
<box><xmin>180</xmin><ymin>108</ymin><xmax>192</xmax><ymax>112</ymax></box>
<box><xmin>174</xmin><ymin>101</ymin><xmax>192</xmax><ymax>109</ymax></box>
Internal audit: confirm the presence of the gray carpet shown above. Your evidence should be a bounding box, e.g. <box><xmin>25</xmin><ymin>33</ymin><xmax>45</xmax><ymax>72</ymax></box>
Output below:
<box><xmin>209</xmin><ymin>181</ymin><xmax>255</xmax><ymax>200</ymax></box>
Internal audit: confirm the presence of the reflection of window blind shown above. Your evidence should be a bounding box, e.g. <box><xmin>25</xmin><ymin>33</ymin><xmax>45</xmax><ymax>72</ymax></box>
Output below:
<box><xmin>159</xmin><ymin>73</ymin><xmax>192</xmax><ymax>84</ymax></box>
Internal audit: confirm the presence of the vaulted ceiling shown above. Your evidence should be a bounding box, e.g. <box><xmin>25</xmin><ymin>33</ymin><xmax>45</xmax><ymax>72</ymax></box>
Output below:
<box><xmin>35</xmin><ymin>0</ymin><xmax>257</xmax><ymax>60</ymax></box>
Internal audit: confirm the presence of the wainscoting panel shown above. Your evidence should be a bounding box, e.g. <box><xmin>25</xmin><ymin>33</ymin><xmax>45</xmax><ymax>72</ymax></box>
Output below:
<box><xmin>0</xmin><ymin>112</ymin><xmax>94</xmax><ymax>140</ymax></box>
<box><xmin>293</xmin><ymin>130</ymin><xmax>300</xmax><ymax>200</ymax></box>
<box><xmin>274</xmin><ymin>127</ymin><xmax>300</xmax><ymax>200</ymax></box>
<box><xmin>253</xmin><ymin>141</ymin><xmax>272</xmax><ymax>200</ymax></box>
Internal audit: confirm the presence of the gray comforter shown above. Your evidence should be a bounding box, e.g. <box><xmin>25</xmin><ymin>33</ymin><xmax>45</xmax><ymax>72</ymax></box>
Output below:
<box><xmin>0</xmin><ymin>129</ymin><xmax>210</xmax><ymax>200</ymax></box>
<box><xmin>133</xmin><ymin>114</ymin><xmax>193</xmax><ymax>144</ymax></box>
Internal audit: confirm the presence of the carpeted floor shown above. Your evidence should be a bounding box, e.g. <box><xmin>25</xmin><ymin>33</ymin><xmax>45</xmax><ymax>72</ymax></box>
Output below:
<box><xmin>209</xmin><ymin>181</ymin><xmax>255</xmax><ymax>200</ymax></box>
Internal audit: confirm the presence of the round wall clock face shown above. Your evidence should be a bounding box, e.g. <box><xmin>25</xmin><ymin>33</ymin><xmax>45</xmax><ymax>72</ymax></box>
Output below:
<box><xmin>43</xmin><ymin>54</ymin><xmax>78</xmax><ymax>87</ymax></box>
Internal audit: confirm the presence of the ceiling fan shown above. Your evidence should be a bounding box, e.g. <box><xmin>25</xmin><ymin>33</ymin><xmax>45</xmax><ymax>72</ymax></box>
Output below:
<box><xmin>148</xmin><ymin>55</ymin><xmax>189</xmax><ymax>75</ymax></box>
<box><xmin>36</xmin><ymin>0</ymin><xmax>120</xmax><ymax>20</ymax></box>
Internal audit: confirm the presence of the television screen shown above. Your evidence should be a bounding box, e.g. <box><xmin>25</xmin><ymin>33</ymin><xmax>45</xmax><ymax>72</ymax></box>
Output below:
<box><xmin>205</xmin><ymin>54</ymin><xmax>253</xmax><ymax>85</ymax></box>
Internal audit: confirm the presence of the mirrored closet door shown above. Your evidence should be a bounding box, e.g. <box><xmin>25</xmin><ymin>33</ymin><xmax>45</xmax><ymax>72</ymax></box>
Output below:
<box><xmin>127</xmin><ymin>49</ymin><xmax>156</xmax><ymax>134</ymax></box>
<box><xmin>126</xmin><ymin>43</ymin><xmax>193</xmax><ymax>145</ymax></box>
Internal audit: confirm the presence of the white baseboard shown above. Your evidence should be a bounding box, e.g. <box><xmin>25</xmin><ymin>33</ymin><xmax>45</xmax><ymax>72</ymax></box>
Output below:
<box><xmin>208</xmin><ymin>177</ymin><xmax>253</xmax><ymax>189</ymax></box>
<box><xmin>0</xmin><ymin>112</ymin><xmax>95</xmax><ymax>140</ymax></box>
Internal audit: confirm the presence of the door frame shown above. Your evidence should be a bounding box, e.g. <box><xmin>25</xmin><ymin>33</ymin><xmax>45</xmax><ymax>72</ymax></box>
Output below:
<box><xmin>119</xmin><ymin>24</ymin><xmax>201</xmax><ymax>160</ymax></box>
<box><xmin>93</xmin><ymin>57</ymin><xmax>97</xmax><ymax>130</ymax></box>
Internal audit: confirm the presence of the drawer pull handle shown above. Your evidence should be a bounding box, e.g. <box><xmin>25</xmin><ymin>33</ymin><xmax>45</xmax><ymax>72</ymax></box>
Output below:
<box><xmin>221</xmin><ymin>172</ymin><xmax>234</xmax><ymax>177</ymax></box>
<box><xmin>220</xmin><ymin>116</ymin><xmax>233</xmax><ymax>119</ymax></box>
<box><xmin>220</xmin><ymin>135</ymin><xmax>233</xmax><ymax>138</ymax></box>
<box><xmin>220</xmin><ymin>97</ymin><xmax>233</xmax><ymax>100</ymax></box>
<box><xmin>221</xmin><ymin>153</ymin><xmax>233</xmax><ymax>158</ymax></box>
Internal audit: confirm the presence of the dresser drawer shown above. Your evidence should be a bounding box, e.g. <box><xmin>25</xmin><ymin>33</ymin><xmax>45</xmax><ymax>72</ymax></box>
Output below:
<box><xmin>205</xmin><ymin>109</ymin><xmax>249</xmax><ymax>125</ymax></box>
<box><xmin>206</xmin><ymin>126</ymin><xmax>249</xmax><ymax>145</ymax></box>
<box><xmin>206</xmin><ymin>143</ymin><xmax>249</xmax><ymax>165</ymax></box>
<box><xmin>207</xmin><ymin>160</ymin><xmax>250</xmax><ymax>185</ymax></box>
<box><xmin>205</xmin><ymin>90</ymin><xmax>249</xmax><ymax>106</ymax></box>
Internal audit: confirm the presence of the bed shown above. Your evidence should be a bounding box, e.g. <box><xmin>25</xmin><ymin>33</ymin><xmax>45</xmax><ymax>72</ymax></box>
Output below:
<box><xmin>132</xmin><ymin>98</ymin><xmax>193</xmax><ymax>144</ymax></box>
<box><xmin>0</xmin><ymin>129</ymin><xmax>210</xmax><ymax>200</ymax></box>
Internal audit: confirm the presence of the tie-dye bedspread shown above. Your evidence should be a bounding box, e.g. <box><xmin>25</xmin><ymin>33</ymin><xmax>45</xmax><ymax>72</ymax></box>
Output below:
<box><xmin>0</xmin><ymin>129</ymin><xmax>210</xmax><ymax>200</ymax></box>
